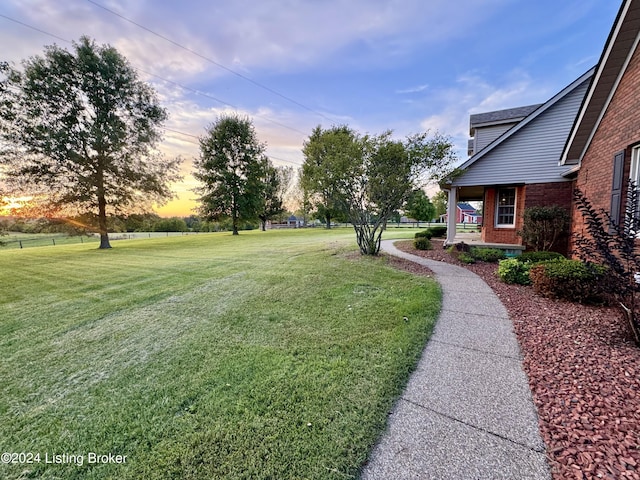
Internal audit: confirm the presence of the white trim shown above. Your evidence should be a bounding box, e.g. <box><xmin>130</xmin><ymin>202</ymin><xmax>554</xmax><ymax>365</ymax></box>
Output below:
<box><xmin>560</xmin><ymin>0</ymin><xmax>635</xmax><ymax>166</ymax></box>
<box><xmin>453</xmin><ymin>69</ymin><xmax>595</xmax><ymax>179</ymax></box>
<box><xmin>579</xmin><ymin>32</ymin><xmax>640</xmax><ymax>163</ymax></box>
<box><xmin>495</xmin><ymin>187</ymin><xmax>517</xmax><ymax>228</ymax></box>
<box><xmin>631</xmin><ymin>145</ymin><xmax>640</xmax><ymax>185</ymax></box>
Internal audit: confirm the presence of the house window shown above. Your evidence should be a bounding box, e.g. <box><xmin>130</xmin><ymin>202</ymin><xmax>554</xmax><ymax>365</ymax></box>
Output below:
<box><xmin>630</xmin><ymin>146</ymin><xmax>640</xmax><ymax>225</ymax></box>
<box><xmin>631</xmin><ymin>146</ymin><xmax>640</xmax><ymax>187</ymax></box>
<box><xmin>496</xmin><ymin>187</ymin><xmax>516</xmax><ymax>227</ymax></box>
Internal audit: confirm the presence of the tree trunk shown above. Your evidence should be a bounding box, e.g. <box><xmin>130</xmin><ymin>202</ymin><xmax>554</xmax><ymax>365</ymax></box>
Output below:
<box><xmin>260</xmin><ymin>218</ymin><xmax>267</xmax><ymax>231</ymax></box>
<box><xmin>325</xmin><ymin>213</ymin><xmax>332</xmax><ymax>229</ymax></box>
<box><xmin>96</xmin><ymin>166</ymin><xmax>112</xmax><ymax>249</ymax></box>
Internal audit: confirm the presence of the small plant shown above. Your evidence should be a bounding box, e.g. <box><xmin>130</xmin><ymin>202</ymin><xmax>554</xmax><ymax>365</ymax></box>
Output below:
<box><xmin>517</xmin><ymin>251</ymin><xmax>564</xmax><ymax>263</ymax></box>
<box><xmin>458</xmin><ymin>252</ymin><xmax>475</xmax><ymax>264</ymax></box>
<box><xmin>574</xmin><ymin>185</ymin><xmax>640</xmax><ymax>345</ymax></box>
<box><xmin>529</xmin><ymin>258</ymin><xmax>607</xmax><ymax>304</ymax></box>
<box><xmin>414</xmin><ymin>229</ymin><xmax>432</xmax><ymax>239</ymax></box>
<box><xmin>414</xmin><ymin>237</ymin><xmax>432</xmax><ymax>250</ymax></box>
<box><xmin>447</xmin><ymin>242</ymin><xmax>470</xmax><ymax>261</ymax></box>
<box><xmin>518</xmin><ymin>205</ymin><xmax>571</xmax><ymax>252</ymax></box>
<box><xmin>470</xmin><ymin>247</ymin><xmax>506</xmax><ymax>263</ymax></box>
<box><xmin>498</xmin><ymin>258</ymin><xmax>531</xmax><ymax>285</ymax></box>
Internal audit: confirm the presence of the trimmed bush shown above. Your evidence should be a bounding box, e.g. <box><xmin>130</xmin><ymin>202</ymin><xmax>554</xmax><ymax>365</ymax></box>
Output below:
<box><xmin>428</xmin><ymin>225</ymin><xmax>447</xmax><ymax>238</ymax></box>
<box><xmin>529</xmin><ymin>259</ymin><xmax>607</xmax><ymax>304</ymax></box>
<box><xmin>518</xmin><ymin>205</ymin><xmax>570</xmax><ymax>252</ymax></box>
<box><xmin>414</xmin><ymin>237</ymin><xmax>432</xmax><ymax>250</ymax></box>
<box><xmin>447</xmin><ymin>242</ymin><xmax>470</xmax><ymax>261</ymax></box>
<box><xmin>517</xmin><ymin>251</ymin><xmax>564</xmax><ymax>264</ymax></box>
<box><xmin>498</xmin><ymin>258</ymin><xmax>531</xmax><ymax>285</ymax></box>
<box><xmin>470</xmin><ymin>247</ymin><xmax>506</xmax><ymax>263</ymax></box>
<box><xmin>414</xmin><ymin>229</ymin><xmax>432</xmax><ymax>239</ymax></box>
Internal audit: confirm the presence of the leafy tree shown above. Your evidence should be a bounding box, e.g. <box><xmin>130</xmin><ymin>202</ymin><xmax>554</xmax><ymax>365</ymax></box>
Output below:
<box><xmin>300</xmin><ymin>125</ymin><xmax>354</xmax><ymax>228</ymax></box>
<box><xmin>257</xmin><ymin>162</ymin><xmax>293</xmax><ymax>231</ymax></box>
<box><xmin>432</xmin><ymin>191</ymin><xmax>448</xmax><ymax>219</ymax></box>
<box><xmin>338</xmin><ymin>129</ymin><xmax>456</xmax><ymax>255</ymax></box>
<box><xmin>124</xmin><ymin>212</ymin><xmax>161</xmax><ymax>232</ymax></box>
<box><xmin>153</xmin><ymin>217</ymin><xmax>187</xmax><ymax>232</ymax></box>
<box><xmin>0</xmin><ymin>37</ymin><xmax>181</xmax><ymax>249</ymax></box>
<box><xmin>194</xmin><ymin>114</ymin><xmax>266</xmax><ymax>235</ymax></box>
<box><xmin>405</xmin><ymin>189</ymin><xmax>436</xmax><ymax>225</ymax></box>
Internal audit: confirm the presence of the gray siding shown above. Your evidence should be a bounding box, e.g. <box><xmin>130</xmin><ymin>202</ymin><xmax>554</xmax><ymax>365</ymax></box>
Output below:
<box><xmin>453</xmin><ymin>78</ymin><xmax>590</xmax><ymax>187</ymax></box>
<box><xmin>473</xmin><ymin>123</ymin><xmax>517</xmax><ymax>153</ymax></box>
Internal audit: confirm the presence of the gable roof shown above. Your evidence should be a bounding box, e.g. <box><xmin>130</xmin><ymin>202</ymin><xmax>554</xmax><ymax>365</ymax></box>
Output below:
<box><xmin>469</xmin><ymin>104</ymin><xmax>541</xmax><ymax>136</ymax></box>
<box><xmin>561</xmin><ymin>0</ymin><xmax>640</xmax><ymax>165</ymax></box>
<box><xmin>449</xmin><ymin>68</ymin><xmax>595</xmax><ymax>188</ymax></box>
<box><xmin>457</xmin><ymin>202</ymin><xmax>476</xmax><ymax>212</ymax></box>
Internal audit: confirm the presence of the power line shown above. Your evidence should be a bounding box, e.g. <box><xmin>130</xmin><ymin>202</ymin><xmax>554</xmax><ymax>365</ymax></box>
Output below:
<box><xmin>0</xmin><ymin>13</ymin><xmax>309</xmax><ymax>137</ymax></box>
<box><xmin>162</xmin><ymin>128</ymin><xmax>302</xmax><ymax>166</ymax></box>
<box><xmin>139</xmin><ymin>68</ymin><xmax>308</xmax><ymax>136</ymax></box>
<box><xmin>0</xmin><ymin>14</ymin><xmax>68</xmax><ymax>43</ymax></box>
<box><xmin>84</xmin><ymin>0</ymin><xmax>338</xmax><ymax>124</ymax></box>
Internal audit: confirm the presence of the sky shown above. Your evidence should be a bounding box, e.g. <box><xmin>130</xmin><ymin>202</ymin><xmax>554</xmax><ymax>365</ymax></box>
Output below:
<box><xmin>0</xmin><ymin>0</ymin><xmax>622</xmax><ymax>217</ymax></box>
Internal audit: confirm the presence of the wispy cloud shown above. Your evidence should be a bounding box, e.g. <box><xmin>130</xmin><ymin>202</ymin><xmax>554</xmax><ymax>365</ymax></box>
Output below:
<box><xmin>396</xmin><ymin>84</ymin><xmax>429</xmax><ymax>94</ymax></box>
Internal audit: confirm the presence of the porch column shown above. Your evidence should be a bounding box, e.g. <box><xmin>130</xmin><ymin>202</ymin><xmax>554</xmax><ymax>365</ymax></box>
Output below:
<box><xmin>446</xmin><ymin>186</ymin><xmax>457</xmax><ymax>245</ymax></box>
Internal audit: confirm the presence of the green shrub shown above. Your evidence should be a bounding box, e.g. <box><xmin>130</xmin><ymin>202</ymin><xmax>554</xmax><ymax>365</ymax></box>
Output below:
<box><xmin>470</xmin><ymin>247</ymin><xmax>506</xmax><ymax>263</ymax></box>
<box><xmin>427</xmin><ymin>225</ymin><xmax>447</xmax><ymax>238</ymax></box>
<box><xmin>517</xmin><ymin>251</ymin><xmax>564</xmax><ymax>264</ymax></box>
<box><xmin>458</xmin><ymin>252</ymin><xmax>475</xmax><ymax>264</ymax></box>
<box><xmin>498</xmin><ymin>258</ymin><xmax>531</xmax><ymax>285</ymax></box>
<box><xmin>529</xmin><ymin>259</ymin><xmax>607</xmax><ymax>303</ymax></box>
<box><xmin>518</xmin><ymin>205</ymin><xmax>570</xmax><ymax>251</ymax></box>
<box><xmin>414</xmin><ymin>237</ymin><xmax>432</xmax><ymax>250</ymax></box>
<box><xmin>414</xmin><ymin>229</ymin><xmax>432</xmax><ymax>239</ymax></box>
<box><xmin>447</xmin><ymin>242</ymin><xmax>470</xmax><ymax>261</ymax></box>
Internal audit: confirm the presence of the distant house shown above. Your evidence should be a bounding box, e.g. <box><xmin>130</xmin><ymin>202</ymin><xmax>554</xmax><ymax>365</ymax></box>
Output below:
<box><xmin>561</xmin><ymin>0</ymin><xmax>640</xmax><ymax>251</ymax></box>
<box><xmin>457</xmin><ymin>202</ymin><xmax>482</xmax><ymax>224</ymax></box>
<box><xmin>441</xmin><ymin>203</ymin><xmax>483</xmax><ymax>224</ymax></box>
<box><xmin>441</xmin><ymin>68</ymin><xmax>594</xmax><ymax>253</ymax></box>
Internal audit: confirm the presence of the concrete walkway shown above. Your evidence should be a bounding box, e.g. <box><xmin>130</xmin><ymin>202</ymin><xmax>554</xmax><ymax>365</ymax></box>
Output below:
<box><xmin>361</xmin><ymin>240</ymin><xmax>551</xmax><ymax>480</ymax></box>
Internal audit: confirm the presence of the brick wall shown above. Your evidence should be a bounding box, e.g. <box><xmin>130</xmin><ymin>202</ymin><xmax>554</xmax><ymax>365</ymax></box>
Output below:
<box><xmin>482</xmin><ymin>186</ymin><xmax>525</xmax><ymax>245</ymax></box>
<box><xmin>482</xmin><ymin>183</ymin><xmax>573</xmax><ymax>249</ymax></box>
<box><xmin>525</xmin><ymin>182</ymin><xmax>574</xmax><ymax>255</ymax></box>
<box><xmin>572</xmin><ymin>42</ymin><xmax>640</xmax><ymax>246</ymax></box>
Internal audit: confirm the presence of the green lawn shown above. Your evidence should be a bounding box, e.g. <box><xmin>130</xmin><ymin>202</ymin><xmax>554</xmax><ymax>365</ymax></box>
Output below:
<box><xmin>0</xmin><ymin>228</ymin><xmax>439</xmax><ymax>479</ymax></box>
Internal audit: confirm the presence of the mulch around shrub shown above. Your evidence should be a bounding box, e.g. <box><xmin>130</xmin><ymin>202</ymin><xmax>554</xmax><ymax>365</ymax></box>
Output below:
<box><xmin>391</xmin><ymin>239</ymin><xmax>640</xmax><ymax>480</ymax></box>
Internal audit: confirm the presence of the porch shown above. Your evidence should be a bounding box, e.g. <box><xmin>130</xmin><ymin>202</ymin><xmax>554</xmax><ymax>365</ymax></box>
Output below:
<box><xmin>445</xmin><ymin>232</ymin><xmax>526</xmax><ymax>256</ymax></box>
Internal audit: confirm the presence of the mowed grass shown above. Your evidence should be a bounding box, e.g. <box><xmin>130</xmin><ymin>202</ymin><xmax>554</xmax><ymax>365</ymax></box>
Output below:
<box><xmin>0</xmin><ymin>228</ymin><xmax>439</xmax><ymax>480</ymax></box>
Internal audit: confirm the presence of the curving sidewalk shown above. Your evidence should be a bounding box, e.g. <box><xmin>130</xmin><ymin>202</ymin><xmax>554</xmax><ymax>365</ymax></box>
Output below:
<box><xmin>361</xmin><ymin>240</ymin><xmax>551</xmax><ymax>480</ymax></box>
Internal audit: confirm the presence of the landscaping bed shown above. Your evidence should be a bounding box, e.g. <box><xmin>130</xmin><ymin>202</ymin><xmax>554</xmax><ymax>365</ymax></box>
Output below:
<box><xmin>393</xmin><ymin>239</ymin><xmax>640</xmax><ymax>480</ymax></box>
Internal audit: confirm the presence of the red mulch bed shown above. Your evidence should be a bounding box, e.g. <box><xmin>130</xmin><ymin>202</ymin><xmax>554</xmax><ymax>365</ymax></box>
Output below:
<box><xmin>391</xmin><ymin>239</ymin><xmax>640</xmax><ymax>480</ymax></box>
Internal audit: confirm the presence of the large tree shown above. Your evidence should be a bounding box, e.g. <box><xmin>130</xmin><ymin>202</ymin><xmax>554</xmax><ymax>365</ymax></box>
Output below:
<box><xmin>194</xmin><ymin>114</ymin><xmax>266</xmax><ymax>235</ymax></box>
<box><xmin>300</xmin><ymin>125</ymin><xmax>355</xmax><ymax>228</ymax></box>
<box><xmin>306</xmin><ymin>127</ymin><xmax>456</xmax><ymax>255</ymax></box>
<box><xmin>405</xmin><ymin>188</ymin><xmax>436</xmax><ymax>225</ymax></box>
<box><xmin>0</xmin><ymin>37</ymin><xmax>181</xmax><ymax>249</ymax></box>
<box><xmin>257</xmin><ymin>162</ymin><xmax>293</xmax><ymax>231</ymax></box>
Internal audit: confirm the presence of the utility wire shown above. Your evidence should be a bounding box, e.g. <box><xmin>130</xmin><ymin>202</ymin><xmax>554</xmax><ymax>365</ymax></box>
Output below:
<box><xmin>0</xmin><ymin>13</ymin><xmax>309</xmax><ymax>138</ymax></box>
<box><xmin>162</xmin><ymin>128</ymin><xmax>302</xmax><ymax>166</ymax></box>
<box><xmin>84</xmin><ymin>0</ymin><xmax>337</xmax><ymax>124</ymax></box>
<box><xmin>139</xmin><ymin>68</ymin><xmax>308</xmax><ymax>136</ymax></box>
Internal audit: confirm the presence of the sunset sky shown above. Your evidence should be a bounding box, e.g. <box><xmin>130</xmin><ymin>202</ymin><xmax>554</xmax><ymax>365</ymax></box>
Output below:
<box><xmin>0</xmin><ymin>0</ymin><xmax>621</xmax><ymax>217</ymax></box>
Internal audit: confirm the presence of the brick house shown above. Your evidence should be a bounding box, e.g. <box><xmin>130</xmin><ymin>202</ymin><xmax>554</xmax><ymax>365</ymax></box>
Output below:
<box><xmin>561</xmin><ymin>0</ymin><xmax>640</xmax><ymax>248</ymax></box>
<box><xmin>441</xmin><ymin>69</ymin><xmax>594</xmax><ymax>253</ymax></box>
